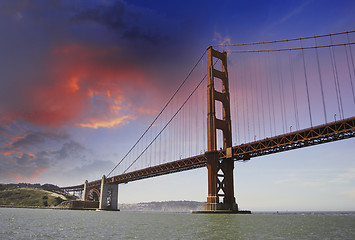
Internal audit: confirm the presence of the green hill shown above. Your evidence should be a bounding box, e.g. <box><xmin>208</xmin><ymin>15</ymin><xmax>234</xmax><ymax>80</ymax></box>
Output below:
<box><xmin>0</xmin><ymin>186</ymin><xmax>76</xmax><ymax>208</ymax></box>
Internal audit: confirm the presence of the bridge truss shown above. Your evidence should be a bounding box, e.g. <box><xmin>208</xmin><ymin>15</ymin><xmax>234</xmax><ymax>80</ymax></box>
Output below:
<box><xmin>62</xmin><ymin>116</ymin><xmax>355</xmax><ymax>192</ymax></box>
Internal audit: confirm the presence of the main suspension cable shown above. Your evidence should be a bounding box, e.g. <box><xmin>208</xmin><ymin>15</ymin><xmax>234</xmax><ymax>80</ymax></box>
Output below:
<box><xmin>212</xmin><ymin>30</ymin><xmax>355</xmax><ymax>47</ymax></box>
<box><xmin>107</xmin><ymin>50</ymin><xmax>207</xmax><ymax>177</ymax></box>
<box><xmin>123</xmin><ymin>58</ymin><xmax>220</xmax><ymax>174</ymax></box>
<box><xmin>226</xmin><ymin>42</ymin><xmax>355</xmax><ymax>53</ymax></box>
<box><xmin>123</xmin><ymin>73</ymin><xmax>208</xmax><ymax>173</ymax></box>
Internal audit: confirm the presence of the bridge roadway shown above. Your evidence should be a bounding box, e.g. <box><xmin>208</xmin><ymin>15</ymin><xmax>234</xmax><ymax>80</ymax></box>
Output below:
<box><xmin>61</xmin><ymin>116</ymin><xmax>355</xmax><ymax>191</ymax></box>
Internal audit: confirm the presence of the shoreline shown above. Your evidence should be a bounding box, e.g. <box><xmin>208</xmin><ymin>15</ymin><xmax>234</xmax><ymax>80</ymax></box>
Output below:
<box><xmin>1</xmin><ymin>206</ymin><xmax>354</xmax><ymax>214</ymax></box>
<box><xmin>0</xmin><ymin>205</ymin><xmax>58</xmax><ymax>209</ymax></box>
<box><xmin>0</xmin><ymin>205</ymin><xmax>98</xmax><ymax>211</ymax></box>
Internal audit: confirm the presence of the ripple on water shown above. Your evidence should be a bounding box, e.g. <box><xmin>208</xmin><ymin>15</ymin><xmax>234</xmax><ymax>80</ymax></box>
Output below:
<box><xmin>1</xmin><ymin>208</ymin><xmax>355</xmax><ymax>240</ymax></box>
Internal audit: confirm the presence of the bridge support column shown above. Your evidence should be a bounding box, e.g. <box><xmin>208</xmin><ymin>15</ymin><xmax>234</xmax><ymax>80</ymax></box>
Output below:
<box><xmin>99</xmin><ymin>175</ymin><xmax>119</xmax><ymax>211</ymax></box>
<box><xmin>205</xmin><ymin>151</ymin><xmax>238</xmax><ymax>212</ymax></box>
<box><xmin>196</xmin><ymin>46</ymin><xmax>245</xmax><ymax>213</ymax></box>
<box><xmin>82</xmin><ymin>180</ymin><xmax>88</xmax><ymax>200</ymax></box>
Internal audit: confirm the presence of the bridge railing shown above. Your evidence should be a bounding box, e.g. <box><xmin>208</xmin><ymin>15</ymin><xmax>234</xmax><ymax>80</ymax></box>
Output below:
<box><xmin>61</xmin><ymin>116</ymin><xmax>355</xmax><ymax>192</ymax></box>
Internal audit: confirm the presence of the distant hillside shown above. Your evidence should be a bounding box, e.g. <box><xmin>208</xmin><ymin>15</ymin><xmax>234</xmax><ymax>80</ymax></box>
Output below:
<box><xmin>0</xmin><ymin>184</ymin><xmax>205</xmax><ymax>211</ymax></box>
<box><xmin>0</xmin><ymin>183</ymin><xmax>77</xmax><ymax>208</ymax></box>
<box><xmin>119</xmin><ymin>201</ymin><xmax>205</xmax><ymax>212</ymax></box>
<box><xmin>0</xmin><ymin>183</ymin><xmax>62</xmax><ymax>191</ymax></box>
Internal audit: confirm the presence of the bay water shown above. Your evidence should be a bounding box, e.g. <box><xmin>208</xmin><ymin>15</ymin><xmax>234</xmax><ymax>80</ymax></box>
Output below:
<box><xmin>1</xmin><ymin>208</ymin><xmax>354</xmax><ymax>239</ymax></box>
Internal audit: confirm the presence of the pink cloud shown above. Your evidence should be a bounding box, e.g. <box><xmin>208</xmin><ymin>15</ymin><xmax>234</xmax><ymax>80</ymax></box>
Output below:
<box><xmin>1</xmin><ymin>43</ymin><xmax>159</xmax><ymax>128</ymax></box>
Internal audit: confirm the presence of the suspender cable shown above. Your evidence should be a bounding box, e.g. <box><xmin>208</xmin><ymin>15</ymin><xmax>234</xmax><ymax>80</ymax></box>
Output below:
<box><xmin>268</xmin><ymin>53</ymin><xmax>277</xmax><ymax>135</ymax></box>
<box><xmin>280</xmin><ymin>55</ymin><xmax>288</xmax><ymax>132</ymax></box>
<box><xmin>189</xmin><ymin>93</ymin><xmax>192</xmax><ymax>155</ymax></box>
<box><xmin>123</xmin><ymin>72</ymin><xmax>208</xmax><ymax>173</ymax></box>
<box><xmin>330</xmin><ymin>36</ymin><xmax>344</xmax><ymax>120</ymax></box>
<box><xmin>246</xmin><ymin>60</ymin><xmax>251</xmax><ymax>142</ymax></box>
<box><xmin>107</xmin><ymin>50</ymin><xmax>207</xmax><ymax>177</ymax></box>
<box><xmin>203</xmin><ymin>79</ymin><xmax>206</xmax><ymax>151</ymax></box>
<box><xmin>314</xmin><ymin>37</ymin><xmax>327</xmax><ymax>123</ymax></box>
<box><xmin>241</xmin><ymin>58</ymin><xmax>247</xmax><ymax>143</ymax></box>
<box><xmin>345</xmin><ymin>34</ymin><xmax>355</xmax><ymax>106</ymax></box>
<box><xmin>235</xmin><ymin>74</ymin><xmax>240</xmax><ymax>145</ymax></box>
<box><xmin>255</xmin><ymin>53</ymin><xmax>262</xmax><ymax>139</ymax></box>
<box><xmin>276</xmin><ymin>57</ymin><xmax>284</xmax><ymax>133</ymax></box>
<box><xmin>166</xmin><ymin>106</ymin><xmax>169</xmax><ymax>162</ymax></box>
<box><xmin>288</xmin><ymin>50</ymin><xmax>299</xmax><ymax>130</ymax></box>
<box><xmin>196</xmin><ymin>90</ymin><xmax>199</xmax><ymax>153</ymax></box>
<box><xmin>174</xmin><ymin>97</ymin><xmax>177</xmax><ymax>159</ymax></box>
<box><xmin>251</xmin><ymin>58</ymin><xmax>256</xmax><ymax>140</ymax></box>
<box><xmin>276</xmin><ymin>53</ymin><xmax>286</xmax><ymax>133</ymax></box>
<box><xmin>165</xmin><ymin>109</ymin><xmax>168</xmax><ymax>163</ymax></box>
<box><xmin>230</xmin><ymin>59</ymin><xmax>239</xmax><ymax>145</ymax></box>
<box><xmin>183</xmin><ymin>100</ymin><xmax>186</xmax><ymax>158</ymax></box>
<box><xmin>347</xmin><ymin>33</ymin><xmax>355</xmax><ymax>106</ymax></box>
<box><xmin>329</xmin><ymin>44</ymin><xmax>341</xmax><ymax>120</ymax></box>
<box><xmin>123</xmin><ymin>58</ymin><xmax>219</xmax><ymax>173</ymax></box>
<box><xmin>266</xmin><ymin>52</ymin><xmax>275</xmax><ymax>136</ymax></box>
<box><xmin>258</xmin><ymin>52</ymin><xmax>266</xmax><ymax>139</ymax></box>
<box><xmin>301</xmin><ymin>39</ymin><xmax>313</xmax><ymax>127</ymax></box>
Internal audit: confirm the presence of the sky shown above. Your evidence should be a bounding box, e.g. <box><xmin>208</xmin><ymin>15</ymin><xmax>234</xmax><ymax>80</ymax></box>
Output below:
<box><xmin>1</xmin><ymin>0</ymin><xmax>355</xmax><ymax>211</ymax></box>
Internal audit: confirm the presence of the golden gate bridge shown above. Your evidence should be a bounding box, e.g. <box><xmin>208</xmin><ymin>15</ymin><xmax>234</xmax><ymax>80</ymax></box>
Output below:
<box><xmin>61</xmin><ymin>30</ymin><xmax>355</xmax><ymax>213</ymax></box>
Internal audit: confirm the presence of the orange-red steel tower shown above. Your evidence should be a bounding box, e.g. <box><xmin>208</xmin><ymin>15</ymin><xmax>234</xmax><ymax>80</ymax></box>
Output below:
<box><xmin>205</xmin><ymin>46</ymin><xmax>238</xmax><ymax>212</ymax></box>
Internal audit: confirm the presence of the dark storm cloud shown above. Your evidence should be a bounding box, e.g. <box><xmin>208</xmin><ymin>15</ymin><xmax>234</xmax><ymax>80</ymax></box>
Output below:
<box><xmin>0</xmin><ymin>0</ymin><xmax>199</xmax><ymax>182</ymax></box>
<box><xmin>122</xmin><ymin>27</ymin><xmax>163</xmax><ymax>45</ymax></box>
<box><xmin>0</xmin><ymin>126</ymin><xmax>83</xmax><ymax>165</ymax></box>
<box><xmin>2</xmin><ymin>129</ymin><xmax>83</xmax><ymax>157</ymax></box>
<box><xmin>10</xmin><ymin>132</ymin><xmax>69</xmax><ymax>149</ymax></box>
<box><xmin>72</xmin><ymin>0</ymin><xmax>126</xmax><ymax>30</ymax></box>
<box><xmin>0</xmin><ymin>0</ymin><xmax>189</xmax><ymax>129</ymax></box>
<box><xmin>12</xmin><ymin>151</ymin><xmax>51</xmax><ymax>172</ymax></box>
<box><xmin>0</xmin><ymin>126</ymin><xmax>6</xmax><ymax>135</ymax></box>
<box><xmin>31</xmin><ymin>151</ymin><xmax>52</xmax><ymax>168</ymax></box>
<box><xmin>0</xmin><ymin>133</ymin><xmax>88</xmax><ymax>182</ymax></box>
<box><xmin>14</xmin><ymin>153</ymin><xmax>34</xmax><ymax>166</ymax></box>
<box><xmin>52</xmin><ymin>140</ymin><xmax>86</xmax><ymax>160</ymax></box>
<box><xmin>65</xmin><ymin>160</ymin><xmax>115</xmax><ymax>182</ymax></box>
<box><xmin>71</xmin><ymin>0</ymin><xmax>170</xmax><ymax>45</ymax></box>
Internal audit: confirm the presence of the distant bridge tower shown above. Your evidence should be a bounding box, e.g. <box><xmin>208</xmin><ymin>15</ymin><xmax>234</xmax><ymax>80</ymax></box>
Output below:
<box><xmin>205</xmin><ymin>46</ymin><xmax>238</xmax><ymax>212</ymax></box>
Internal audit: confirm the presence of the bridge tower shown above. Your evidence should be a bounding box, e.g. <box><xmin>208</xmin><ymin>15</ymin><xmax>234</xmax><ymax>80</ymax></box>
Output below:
<box><xmin>99</xmin><ymin>175</ymin><xmax>119</xmax><ymax>211</ymax></box>
<box><xmin>205</xmin><ymin>46</ymin><xmax>238</xmax><ymax>212</ymax></box>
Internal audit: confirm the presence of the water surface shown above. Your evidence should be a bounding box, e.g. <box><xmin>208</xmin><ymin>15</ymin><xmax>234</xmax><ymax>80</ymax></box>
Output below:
<box><xmin>1</xmin><ymin>208</ymin><xmax>354</xmax><ymax>239</ymax></box>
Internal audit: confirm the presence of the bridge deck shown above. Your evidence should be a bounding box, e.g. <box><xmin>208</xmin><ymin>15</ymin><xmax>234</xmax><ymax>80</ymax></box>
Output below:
<box><xmin>61</xmin><ymin>116</ymin><xmax>355</xmax><ymax>191</ymax></box>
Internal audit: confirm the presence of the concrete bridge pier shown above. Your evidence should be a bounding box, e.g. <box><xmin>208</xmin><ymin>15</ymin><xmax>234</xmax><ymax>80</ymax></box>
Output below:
<box><xmin>99</xmin><ymin>175</ymin><xmax>120</xmax><ymax>211</ymax></box>
<box><xmin>82</xmin><ymin>180</ymin><xmax>88</xmax><ymax>200</ymax></box>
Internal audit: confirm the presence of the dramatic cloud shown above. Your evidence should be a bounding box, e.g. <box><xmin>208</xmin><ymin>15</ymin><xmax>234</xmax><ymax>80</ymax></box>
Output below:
<box><xmin>71</xmin><ymin>0</ymin><xmax>170</xmax><ymax>45</ymax></box>
<box><xmin>63</xmin><ymin>160</ymin><xmax>116</xmax><ymax>184</ymax></box>
<box><xmin>5</xmin><ymin>132</ymin><xmax>68</xmax><ymax>150</ymax></box>
<box><xmin>0</xmin><ymin>0</ymin><xmax>198</xmax><ymax>183</ymax></box>
<box><xmin>77</xmin><ymin>115</ymin><xmax>135</xmax><ymax>129</ymax></box>
<box><xmin>0</xmin><ymin>0</ymin><xmax>188</xmax><ymax>129</ymax></box>
<box><xmin>0</xmin><ymin>41</ymin><xmax>158</xmax><ymax>128</ymax></box>
<box><xmin>0</xmin><ymin>128</ymin><xmax>88</xmax><ymax>182</ymax></box>
<box><xmin>72</xmin><ymin>1</ymin><xmax>127</xmax><ymax>31</ymax></box>
<box><xmin>52</xmin><ymin>140</ymin><xmax>86</xmax><ymax>160</ymax></box>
